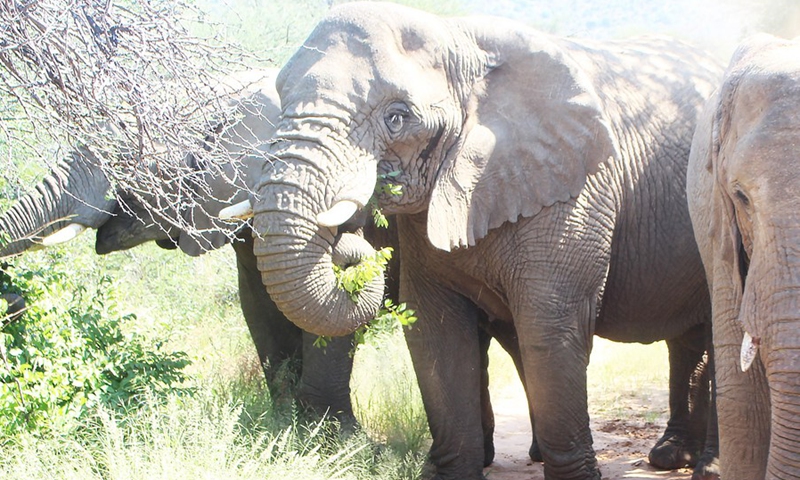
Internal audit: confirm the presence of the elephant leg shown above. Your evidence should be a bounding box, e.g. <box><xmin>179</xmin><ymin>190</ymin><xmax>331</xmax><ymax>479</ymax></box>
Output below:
<box><xmin>297</xmin><ymin>332</ymin><xmax>356</xmax><ymax>425</ymax></box>
<box><xmin>515</xmin><ymin>297</ymin><xmax>600</xmax><ymax>480</ymax></box>
<box><xmin>649</xmin><ymin>323</ymin><xmax>709</xmax><ymax>470</ymax></box>
<box><xmin>478</xmin><ymin>323</ymin><xmax>495</xmax><ymax>468</ymax></box>
<box><xmin>234</xmin><ymin>233</ymin><xmax>355</xmax><ymax>424</ymax></box>
<box><xmin>692</xmin><ymin>333</ymin><xmax>720</xmax><ymax>480</ymax></box>
<box><xmin>404</xmin><ymin>277</ymin><xmax>486</xmax><ymax>480</ymax></box>
<box><xmin>480</xmin><ymin>317</ymin><xmax>540</xmax><ymax>463</ymax></box>
<box><xmin>232</xmin><ymin>235</ymin><xmax>303</xmax><ymax>383</ymax></box>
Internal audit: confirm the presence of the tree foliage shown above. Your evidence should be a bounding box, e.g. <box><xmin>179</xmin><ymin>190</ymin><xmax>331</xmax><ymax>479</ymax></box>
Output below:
<box><xmin>0</xmin><ymin>254</ymin><xmax>191</xmax><ymax>436</ymax></box>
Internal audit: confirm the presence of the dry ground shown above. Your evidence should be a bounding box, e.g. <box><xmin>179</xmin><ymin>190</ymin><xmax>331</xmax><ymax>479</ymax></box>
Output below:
<box><xmin>483</xmin><ymin>339</ymin><xmax>694</xmax><ymax>480</ymax></box>
<box><xmin>484</xmin><ymin>396</ymin><xmax>693</xmax><ymax>480</ymax></box>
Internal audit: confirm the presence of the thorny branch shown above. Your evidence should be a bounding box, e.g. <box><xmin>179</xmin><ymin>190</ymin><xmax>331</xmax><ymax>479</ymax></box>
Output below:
<box><xmin>0</xmin><ymin>0</ymin><xmax>272</xmax><ymax>242</ymax></box>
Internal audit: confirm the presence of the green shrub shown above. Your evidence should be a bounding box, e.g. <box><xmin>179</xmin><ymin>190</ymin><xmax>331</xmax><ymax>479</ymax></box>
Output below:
<box><xmin>0</xmin><ymin>254</ymin><xmax>192</xmax><ymax>436</ymax></box>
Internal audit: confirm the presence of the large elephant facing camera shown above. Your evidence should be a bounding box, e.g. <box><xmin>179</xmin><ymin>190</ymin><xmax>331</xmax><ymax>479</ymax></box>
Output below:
<box><xmin>238</xmin><ymin>3</ymin><xmax>722</xmax><ymax>479</ymax></box>
<box><xmin>687</xmin><ymin>34</ymin><xmax>800</xmax><ymax>480</ymax></box>
<box><xmin>95</xmin><ymin>71</ymin><xmax>540</xmax><ymax>461</ymax></box>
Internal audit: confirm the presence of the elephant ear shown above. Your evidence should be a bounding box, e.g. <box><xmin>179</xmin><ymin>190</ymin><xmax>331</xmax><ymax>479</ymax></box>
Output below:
<box><xmin>427</xmin><ymin>35</ymin><xmax>620</xmax><ymax>251</ymax></box>
<box><xmin>708</xmin><ymin>96</ymin><xmax>746</xmax><ymax>304</ymax></box>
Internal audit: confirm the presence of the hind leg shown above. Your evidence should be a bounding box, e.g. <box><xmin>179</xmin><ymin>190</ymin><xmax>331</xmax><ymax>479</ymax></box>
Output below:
<box><xmin>649</xmin><ymin>323</ymin><xmax>710</xmax><ymax>470</ymax></box>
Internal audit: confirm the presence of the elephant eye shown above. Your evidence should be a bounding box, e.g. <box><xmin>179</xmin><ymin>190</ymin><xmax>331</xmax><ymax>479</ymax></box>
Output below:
<box><xmin>734</xmin><ymin>188</ymin><xmax>750</xmax><ymax>207</ymax></box>
<box><xmin>384</xmin><ymin>102</ymin><xmax>411</xmax><ymax>134</ymax></box>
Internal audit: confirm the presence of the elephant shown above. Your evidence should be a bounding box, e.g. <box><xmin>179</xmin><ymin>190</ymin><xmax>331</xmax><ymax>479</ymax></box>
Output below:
<box><xmin>687</xmin><ymin>34</ymin><xmax>800</xmax><ymax>480</ymax></box>
<box><xmin>94</xmin><ymin>71</ymin><xmax>541</xmax><ymax>462</ymax></box>
<box><xmin>230</xmin><ymin>3</ymin><xmax>724</xmax><ymax>479</ymax></box>
<box><xmin>95</xmin><ymin>70</ymin><xmax>358</xmax><ymax>421</ymax></box>
<box><xmin>0</xmin><ymin>66</ymin><xmax>533</xmax><ymax>453</ymax></box>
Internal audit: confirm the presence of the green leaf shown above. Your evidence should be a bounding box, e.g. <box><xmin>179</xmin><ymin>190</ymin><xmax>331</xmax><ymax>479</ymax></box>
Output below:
<box><xmin>313</xmin><ymin>336</ymin><xmax>329</xmax><ymax>349</ymax></box>
<box><xmin>333</xmin><ymin>247</ymin><xmax>393</xmax><ymax>303</ymax></box>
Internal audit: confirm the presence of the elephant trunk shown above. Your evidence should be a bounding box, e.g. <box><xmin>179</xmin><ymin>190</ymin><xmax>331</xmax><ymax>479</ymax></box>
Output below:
<box><xmin>1</xmin><ymin>160</ymin><xmax>77</xmax><ymax>257</ymax></box>
<box><xmin>766</xmin><ymin>362</ymin><xmax>800</xmax><ymax>478</ymax></box>
<box><xmin>739</xmin><ymin>230</ymin><xmax>800</xmax><ymax>478</ymax></box>
<box><xmin>252</xmin><ymin>157</ymin><xmax>384</xmax><ymax>337</ymax></box>
<box><xmin>0</xmin><ymin>148</ymin><xmax>114</xmax><ymax>258</ymax></box>
<box><xmin>764</xmin><ymin>319</ymin><xmax>800</xmax><ymax>478</ymax></box>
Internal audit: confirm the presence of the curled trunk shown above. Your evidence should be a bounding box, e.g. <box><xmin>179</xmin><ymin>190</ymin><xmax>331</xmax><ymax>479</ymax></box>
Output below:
<box><xmin>252</xmin><ymin>127</ymin><xmax>384</xmax><ymax>337</ymax></box>
<box><xmin>253</xmin><ymin>207</ymin><xmax>384</xmax><ymax>337</ymax></box>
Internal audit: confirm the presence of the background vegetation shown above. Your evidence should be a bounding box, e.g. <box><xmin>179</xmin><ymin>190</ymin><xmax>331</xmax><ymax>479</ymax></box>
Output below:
<box><xmin>2</xmin><ymin>0</ymin><xmax>799</xmax><ymax>478</ymax></box>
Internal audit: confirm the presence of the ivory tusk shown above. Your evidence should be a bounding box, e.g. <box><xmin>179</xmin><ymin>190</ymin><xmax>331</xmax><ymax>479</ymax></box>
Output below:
<box><xmin>740</xmin><ymin>331</ymin><xmax>759</xmax><ymax>372</ymax></box>
<box><xmin>218</xmin><ymin>199</ymin><xmax>253</xmax><ymax>220</ymax></box>
<box><xmin>40</xmin><ymin>223</ymin><xmax>88</xmax><ymax>246</ymax></box>
<box><xmin>316</xmin><ymin>200</ymin><xmax>359</xmax><ymax>227</ymax></box>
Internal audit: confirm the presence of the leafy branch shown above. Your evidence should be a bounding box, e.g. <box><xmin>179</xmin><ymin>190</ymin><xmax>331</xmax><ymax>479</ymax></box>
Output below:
<box><xmin>316</xmin><ymin>171</ymin><xmax>414</xmax><ymax>350</ymax></box>
<box><xmin>370</xmin><ymin>170</ymin><xmax>402</xmax><ymax>229</ymax></box>
<box><xmin>333</xmin><ymin>247</ymin><xmax>393</xmax><ymax>303</ymax></box>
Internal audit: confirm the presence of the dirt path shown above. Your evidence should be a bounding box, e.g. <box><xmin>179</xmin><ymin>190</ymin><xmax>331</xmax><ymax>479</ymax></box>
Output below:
<box><xmin>483</xmin><ymin>397</ymin><xmax>694</xmax><ymax>480</ymax></box>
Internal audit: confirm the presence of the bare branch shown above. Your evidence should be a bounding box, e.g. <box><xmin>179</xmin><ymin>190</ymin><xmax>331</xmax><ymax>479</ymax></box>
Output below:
<box><xmin>0</xmin><ymin>0</ymin><xmax>274</xmax><ymax>243</ymax></box>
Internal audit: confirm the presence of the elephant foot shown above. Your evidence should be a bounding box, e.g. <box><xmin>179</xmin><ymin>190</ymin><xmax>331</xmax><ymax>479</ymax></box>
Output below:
<box><xmin>648</xmin><ymin>430</ymin><xmax>700</xmax><ymax>470</ymax></box>
<box><xmin>690</xmin><ymin>449</ymin><xmax>720</xmax><ymax>480</ymax></box>
<box><xmin>529</xmin><ymin>439</ymin><xmax>543</xmax><ymax>463</ymax></box>
<box><xmin>424</xmin><ymin>459</ymin><xmax>488</xmax><ymax>480</ymax></box>
<box><xmin>425</xmin><ymin>463</ymin><xmax>487</xmax><ymax>480</ymax></box>
<box><xmin>433</xmin><ymin>474</ymin><xmax>487</xmax><ymax>480</ymax></box>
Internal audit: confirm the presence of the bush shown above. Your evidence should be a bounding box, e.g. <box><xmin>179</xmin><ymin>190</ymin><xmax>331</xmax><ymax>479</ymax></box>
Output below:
<box><xmin>0</xmin><ymin>253</ymin><xmax>192</xmax><ymax>437</ymax></box>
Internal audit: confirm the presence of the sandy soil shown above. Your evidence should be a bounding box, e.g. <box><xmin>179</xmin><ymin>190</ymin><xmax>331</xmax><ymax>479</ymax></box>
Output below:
<box><xmin>483</xmin><ymin>396</ymin><xmax>694</xmax><ymax>480</ymax></box>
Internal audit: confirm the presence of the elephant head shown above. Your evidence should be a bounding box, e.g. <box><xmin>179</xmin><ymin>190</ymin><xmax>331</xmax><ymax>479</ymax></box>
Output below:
<box><xmin>95</xmin><ymin>70</ymin><xmax>280</xmax><ymax>257</ymax></box>
<box><xmin>0</xmin><ymin>146</ymin><xmax>115</xmax><ymax>258</ymax></box>
<box><xmin>688</xmin><ymin>34</ymin><xmax>800</xmax><ymax>479</ymax></box>
<box><xmin>246</xmin><ymin>3</ymin><xmax>617</xmax><ymax>336</ymax></box>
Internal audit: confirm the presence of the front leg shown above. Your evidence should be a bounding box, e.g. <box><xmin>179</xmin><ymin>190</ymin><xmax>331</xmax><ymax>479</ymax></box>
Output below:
<box><xmin>403</xmin><ymin>272</ymin><xmax>486</xmax><ymax>480</ymax></box>
<box><xmin>232</xmin><ymin>233</ymin><xmax>302</xmax><ymax>379</ymax></box>
<box><xmin>478</xmin><ymin>323</ymin><xmax>496</xmax><ymax>468</ymax></box>
<box><xmin>297</xmin><ymin>331</ymin><xmax>356</xmax><ymax>425</ymax></box>
<box><xmin>481</xmin><ymin>317</ymin><xmax>540</xmax><ymax>462</ymax></box>
<box><xmin>514</xmin><ymin>291</ymin><xmax>601</xmax><ymax>480</ymax></box>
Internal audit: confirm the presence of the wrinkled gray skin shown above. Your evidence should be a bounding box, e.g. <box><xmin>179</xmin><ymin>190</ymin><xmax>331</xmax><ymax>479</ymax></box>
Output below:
<box><xmin>0</xmin><ymin>146</ymin><xmax>114</xmax><ymax>258</ymax></box>
<box><xmin>95</xmin><ymin>73</ymin><xmax>546</xmax><ymax>462</ymax></box>
<box><xmin>0</xmin><ymin>70</ymin><xmax>529</xmax><ymax>444</ymax></box>
<box><xmin>687</xmin><ymin>34</ymin><xmax>800</xmax><ymax>480</ymax></box>
<box><xmin>251</xmin><ymin>3</ymin><xmax>723</xmax><ymax>479</ymax></box>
